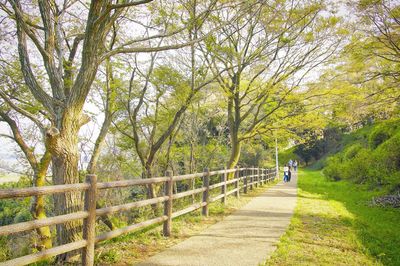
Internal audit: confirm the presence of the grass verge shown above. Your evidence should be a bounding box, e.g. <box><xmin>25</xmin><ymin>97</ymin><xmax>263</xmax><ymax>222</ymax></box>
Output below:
<box><xmin>95</xmin><ymin>180</ymin><xmax>277</xmax><ymax>265</ymax></box>
<box><xmin>265</xmin><ymin>169</ymin><xmax>400</xmax><ymax>266</ymax></box>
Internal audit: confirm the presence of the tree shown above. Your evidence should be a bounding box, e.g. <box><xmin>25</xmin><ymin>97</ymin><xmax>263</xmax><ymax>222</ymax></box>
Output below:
<box><xmin>0</xmin><ymin>61</ymin><xmax>53</xmax><ymax>250</ymax></box>
<box><xmin>202</xmin><ymin>0</ymin><xmax>343</xmax><ymax>171</ymax></box>
<box><xmin>351</xmin><ymin>0</ymin><xmax>400</xmax><ymax>90</ymax></box>
<box><xmin>0</xmin><ymin>0</ymin><xmax>228</xmax><ymax>260</ymax></box>
<box><xmin>112</xmin><ymin>0</ymin><xmax>248</xmax><ymax>197</ymax></box>
<box><xmin>113</xmin><ymin>55</ymin><xmax>219</xmax><ymax>199</ymax></box>
<box><xmin>313</xmin><ymin>0</ymin><xmax>400</xmax><ymax>127</ymax></box>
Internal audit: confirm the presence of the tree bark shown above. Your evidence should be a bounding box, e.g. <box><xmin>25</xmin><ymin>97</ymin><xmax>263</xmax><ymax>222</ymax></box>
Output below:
<box><xmin>30</xmin><ymin>151</ymin><xmax>52</xmax><ymax>250</ymax></box>
<box><xmin>144</xmin><ymin>163</ymin><xmax>157</xmax><ymax>200</ymax></box>
<box><xmin>227</xmin><ymin>136</ymin><xmax>241</xmax><ymax>170</ymax></box>
<box><xmin>47</xmin><ymin>110</ymin><xmax>83</xmax><ymax>261</ymax></box>
<box><xmin>226</xmin><ymin>88</ymin><xmax>242</xmax><ymax>177</ymax></box>
<box><xmin>0</xmin><ymin>110</ymin><xmax>53</xmax><ymax>250</ymax></box>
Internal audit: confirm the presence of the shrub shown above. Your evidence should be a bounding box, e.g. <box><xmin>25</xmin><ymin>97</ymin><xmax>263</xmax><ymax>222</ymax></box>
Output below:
<box><xmin>375</xmin><ymin>132</ymin><xmax>400</xmax><ymax>171</ymax></box>
<box><xmin>323</xmin><ymin>156</ymin><xmax>343</xmax><ymax>181</ymax></box>
<box><xmin>368</xmin><ymin>120</ymin><xmax>400</xmax><ymax>149</ymax></box>
<box><xmin>345</xmin><ymin>149</ymin><xmax>372</xmax><ymax>184</ymax></box>
<box><xmin>320</xmin><ymin>119</ymin><xmax>400</xmax><ymax>189</ymax></box>
<box><xmin>369</xmin><ymin>127</ymin><xmax>391</xmax><ymax>149</ymax></box>
<box><xmin>343</xmin><ymin>143</ymin><xmax>364</xmax><ymax>160</ymax></box>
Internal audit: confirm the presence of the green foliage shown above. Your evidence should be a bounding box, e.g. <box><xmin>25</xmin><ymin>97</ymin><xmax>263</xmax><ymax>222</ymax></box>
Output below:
<box><xmin>343</xmin><ymin>143</ymin><xmax>364</xmax><ymax>160</ymax></box>
<box><xmin>97</xmin><ymin>249</ymin><xmax>121</xmax><ymax>264</ymax></box>
<box><xmin>323</xmin><ymin>119</ymin><xmax>400</xmax><ymax>191</ymax></box>
<box><xmin>323</xmin><ymin>156</ymin><xmax>343</xmax><ymax>181</ymax></box>
<box><xmin>0</xmin><ymin>181</ymin><xmax>33</xmax><ymax>226</ymax></box>
<box><xmin>369</xmin><ymin>121</ymin><xmax>399</xmax><ymax>149</ymax></box>
<box><xmin>240</xmin><ymin>141</ymin><xmax>271</xmax><ymax>167</ymax></box>
<box><xmin>375</xmin><ymin>132</ymin><xmax>400</xmax><ymax>177</ymax></box>
<box><xmin>0</xmin><ymin>236</ymin><xmax>11</xmax><ymax>262</ymax></box>
<box><xmin>369</xmin><ymin>128</ymin><xmax>391</xmax><ymax>149</ymax></box>
<box><xmin>279</xmin><ymin>147</ymin><xmax>301</xmax><ymax>165</ymax></box>
<box><xmin>287</xmin><ymin>126</ymin><xmax>343</xmax><ymax>166</ymax></box>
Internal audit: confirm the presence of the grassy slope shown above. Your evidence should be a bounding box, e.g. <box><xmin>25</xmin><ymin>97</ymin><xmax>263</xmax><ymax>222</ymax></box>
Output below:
<box><xmin>266</xmin><ymin>169</ymin><xmax>400</xmax><ymax>266</ymax></box>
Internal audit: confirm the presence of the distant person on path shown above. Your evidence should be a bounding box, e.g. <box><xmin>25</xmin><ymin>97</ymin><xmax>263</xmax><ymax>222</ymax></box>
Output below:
<box><xmin>283</xmin><ymin>164</ymin><xmax>289</xmax><ymax>182</ymax></box>
<box><xmin>293</xmin><ymin>160</ymin><xmax>298</xmax><ymax>172</ymax></box>
<box><xmin>287</xmin><ymin>159</ymin><xmax>293</xmax><ymax>182</ymax></box>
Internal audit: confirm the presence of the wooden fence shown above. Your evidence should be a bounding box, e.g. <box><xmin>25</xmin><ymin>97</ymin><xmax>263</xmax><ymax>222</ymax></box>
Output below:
<box><xmin>0</xmin><ymin>167</ymin><xmax>277</xmax><ymax>266</ymax></box>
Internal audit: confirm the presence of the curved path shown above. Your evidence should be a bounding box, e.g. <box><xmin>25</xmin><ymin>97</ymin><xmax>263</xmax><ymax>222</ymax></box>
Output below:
<box><xmin>138</xmin><ymin>174</ymin><xmax>297</xmax><ymax>266</ymax></box>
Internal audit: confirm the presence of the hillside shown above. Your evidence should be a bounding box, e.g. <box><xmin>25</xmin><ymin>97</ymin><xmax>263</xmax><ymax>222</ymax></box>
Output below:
<box><xmin>323</xmin><ymin>119</ymin><xmax>400</xmax><ymax>193</ymax></box>
<box><xmin>282</xmin><ymin>118</ymin><xmax>400</xmax><ymax>193</ymax></box>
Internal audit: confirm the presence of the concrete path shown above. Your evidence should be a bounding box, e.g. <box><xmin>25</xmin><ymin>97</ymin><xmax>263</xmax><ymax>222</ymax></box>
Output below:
<box><xmin>138</xmin><ymin>174</ymin><xmax>297</xmax><ymax>266</ymax></box>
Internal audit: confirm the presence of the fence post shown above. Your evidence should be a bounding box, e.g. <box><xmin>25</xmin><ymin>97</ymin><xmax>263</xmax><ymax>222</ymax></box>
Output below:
<box><xmin>250</xmin><ymin>167</ymin><xmax>254</xmax><ymax>190</ymax></box>
<box><xmin>269</xmin><ymin>168</ymin><xmax>272</xmax><ymax>181</ymax></box>
<box><xmin>244</xmin><ymin>168</ymin><xmax>248</xmax><ymax>194</ymax></box>
<box><xmin>235</xmin><ymin>166</ymin><xmax>240</xmax><ymax>198</ymax></box>
<box><xmin>255</xmin><ymin>168</ymin><xmax>257</xmax><ymax>186</ymax></box>
<box><xmin>261</xmin><ymin>168</ymin><xmax>265</xmax><ymax>185</ymax></box>
<box><xmin>202</xmin><ymin>168</ymin><xmax>210</xmax><ymax>216</ymax></box>
<box><xmin>264</xmin><ymin>168</ymin><xmax>266</xmax><ymax>184</ymax></box>
<box><xmin>82</xmin><ymin>174</ymin><xmax>97</xmax><ymax>266</ymax></box>
<box><xmin>264</xmin><ymin>169</ymin><xmax>267</xmax><ymax>184</ymax></box>
<box><xmin>163</xmin><ymin>170</ymin><xmax>173</xmax><ymax>237</ymax></box>
<box><xmin>221</xmin><ymin>167</ymin><xmax>227</xmax><ymax>204</ymax></box>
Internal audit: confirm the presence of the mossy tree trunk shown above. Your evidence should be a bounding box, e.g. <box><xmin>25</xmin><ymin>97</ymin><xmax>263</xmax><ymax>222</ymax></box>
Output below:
<box><xmin>30</xmin><ymin>151</ymin><xmax>52</xmax><ymax>250</ymax></box>
<box><xmin>0</xmin><ymin>111</ymin><xmax>53</xmax><ymax>250</ymax></box>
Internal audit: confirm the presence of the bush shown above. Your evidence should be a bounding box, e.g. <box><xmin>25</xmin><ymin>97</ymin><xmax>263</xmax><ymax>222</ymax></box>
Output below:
<box><xmin>323</xmin><ymin>121</ymin><xmax>400</xmax><ymax>189</ymax></box>
<box><xmin>344</xmin><ymin>148</ymin><xmax>372</xmax><ymax>184</ymax></box>
<box><xmin>369</xmin><ymin>128</ymin><xmax>391</xmax><ymax>149</ymax></box>
<box><xmin>368</xmin><ymin>120</ymin><xmax>400</xmax><ymax>149</ymax></box>
<box><xmin>343</xmin><ymin>143</ymin><xmax>364</xmax><ymax>160</ymax></box>
<box><xmin>323</xmin><ymin>156</ymin><xmax>343</xmax><ymax>181</ymax></box>
<box><xmin>375</xmin><ymin>132</ymin><xmax>400</xmax><ymax>171</ymax></box>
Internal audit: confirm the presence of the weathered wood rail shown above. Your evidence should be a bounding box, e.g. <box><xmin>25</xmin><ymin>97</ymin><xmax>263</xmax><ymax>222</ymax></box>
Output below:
<box><xmin>0</xmin><ymin>167</ymin><xmax>277</xmax><ymax>266</ymax></box>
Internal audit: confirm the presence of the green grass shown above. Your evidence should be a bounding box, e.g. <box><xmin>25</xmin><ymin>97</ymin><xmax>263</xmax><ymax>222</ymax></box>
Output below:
<box><xmin>266</xmin><ymin>169</ymin><xmax>400</xmax><ymax>266</ymax></box>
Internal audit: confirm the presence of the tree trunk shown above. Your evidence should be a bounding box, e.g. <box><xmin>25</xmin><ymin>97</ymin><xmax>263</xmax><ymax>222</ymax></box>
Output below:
<box><xmin>143</xmin><ymin>164</ymin><xmax>156</xmax><ymax>197</ymax></box>
<box><xmin>0</xmin><ymin>111</ymin><xmax>53</xmax><ymax>250</ymax></box>
<box><xmin>52</xmin><ymin>149</ymin><xmax>82</xmax><ymax>261</ymax></box>
<box><xmin>143</xmin><ymin>163</ymin><xmax>162</xmax><ymax>215</ymax></box>
<box><xmin>31</xmin><ymin>172</ymin><xmax>52</xmax><ymax>250</ymax></box>
<box><xmin>189</xmin><ymin>141</ymin><xmax>195</xmax><ymax>203</ymax></box>
<box><xmin>227</xmin><ymin>135</ymin><xmax>242</xmax><ymax>171</ymax></box>
<box><xmin>48</xmin><ymin>111</ymin><xmax>83</xmax><ymax>262</ymax></box>
<box><xmin>226</xmin><ymin>91</ymin><xmax>242</xmax><ymax>178</ymax></box>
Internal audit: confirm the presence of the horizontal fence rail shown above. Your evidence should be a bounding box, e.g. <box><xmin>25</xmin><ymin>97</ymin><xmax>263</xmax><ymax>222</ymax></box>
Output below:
<box><xmin>0</xmin><ymin>167</ymin><xmax>277</xmax><ymax>266</ymax></box>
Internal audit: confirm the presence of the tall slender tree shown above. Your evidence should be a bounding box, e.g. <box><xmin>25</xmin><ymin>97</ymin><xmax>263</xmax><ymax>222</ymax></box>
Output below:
<box><xmin>201</xmin><ymin>0</ymin><xmax>343</xmax><ymax>171</ymax></box>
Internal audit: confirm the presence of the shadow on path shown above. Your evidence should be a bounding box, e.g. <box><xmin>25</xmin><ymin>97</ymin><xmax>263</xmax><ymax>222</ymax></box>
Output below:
<box><xmin>137</xmin><ymin>174</ymin><xmax>298</xmax><ymax>266</ymax></box>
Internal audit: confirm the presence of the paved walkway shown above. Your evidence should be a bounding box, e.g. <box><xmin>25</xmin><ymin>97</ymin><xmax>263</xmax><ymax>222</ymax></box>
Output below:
<box><xmin>138</xmin><ymin>174</ymin><xmax>298</xmax><ymax>266</ymax></box>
